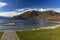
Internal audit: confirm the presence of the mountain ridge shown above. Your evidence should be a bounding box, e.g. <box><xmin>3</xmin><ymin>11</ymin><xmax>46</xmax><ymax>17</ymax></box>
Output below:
<box><xmin>13</xmin><ymin>10</ymin><xmax>60</xmax><ymax>21</ymax></box>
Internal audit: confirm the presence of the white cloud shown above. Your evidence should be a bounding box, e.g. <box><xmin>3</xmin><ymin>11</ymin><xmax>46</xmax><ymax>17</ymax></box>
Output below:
<box><xmin>0</xmin><ymin>8</ymin><xmax>60</xmax><ymax>17</ymax></box>
<box><xmin>50</xmin><ymin>8</ymin><xmax>60</xmax><ymax>12</ymax></box>
<box><xmin>39</xmin><ymin>8</ymin><xmax>60</xmax><ymax>12</ymax></box>
<box><xmin>0</xmin><ymin>2</ymin><xmax>7</xmax><ymax>8</ymax></box>
<box><xmin>16</xmin><ymin>8</ymin><xmax>60</xmax><ymax>12</ymax></box>
<box><xmin>0</xmin><ymin>11</ymin><xmax>20</xmax><ymax>17</ymax></box>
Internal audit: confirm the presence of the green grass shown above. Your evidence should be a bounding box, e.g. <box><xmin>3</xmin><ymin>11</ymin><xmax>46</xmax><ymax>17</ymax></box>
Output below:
<box><xmin>0</xmin><ymin>32</ymin><xmax>3</xmax><ymax>39</ymax></box>
<box><xmin>16</xmin><ymin>27</ymin><xmax>60</xmax><ymax>40</ymax></box>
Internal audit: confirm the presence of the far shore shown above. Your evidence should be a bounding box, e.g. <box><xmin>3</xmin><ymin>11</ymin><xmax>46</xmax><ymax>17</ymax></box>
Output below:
<box><xmin>45</xmin><ymin>21</ymin><xmax>60</xmax><ymax>23</ymax></box>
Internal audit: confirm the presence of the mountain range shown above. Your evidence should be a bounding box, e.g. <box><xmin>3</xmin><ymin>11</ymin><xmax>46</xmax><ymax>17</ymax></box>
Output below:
<box><xmin>0</xmin><ymin>8</ymin><xmax>60</xmax><ymax>17</ymax></box>
<box><xmin>13</xmin><ymin>10</ymin><xmax>60</xmax><ymax>21</ymax></box>
<box><xmin>0</xmin><ymin>8</ymin><xmax>60</xmax><ymax>21</ymax></box>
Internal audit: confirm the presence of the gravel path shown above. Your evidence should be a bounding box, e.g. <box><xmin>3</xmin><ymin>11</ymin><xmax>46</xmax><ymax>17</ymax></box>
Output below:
<box><xmin>1</xmin><ymin>31</ymin><xmax>19</xmax><ymax>40</ymax></box>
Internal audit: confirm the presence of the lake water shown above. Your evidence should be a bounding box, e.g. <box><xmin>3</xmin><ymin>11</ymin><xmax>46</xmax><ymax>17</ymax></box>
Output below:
<box><xmin>0</xmin><ymin>19</ymin><xmax>59</xmax><ymax>30</ymax></box>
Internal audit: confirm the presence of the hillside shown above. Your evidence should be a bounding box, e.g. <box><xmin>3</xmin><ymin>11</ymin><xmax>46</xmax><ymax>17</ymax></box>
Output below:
<box><xmin>13</xmin><ymin>10</ymin><xmax>60</xmax><ymax>21</ymax></box>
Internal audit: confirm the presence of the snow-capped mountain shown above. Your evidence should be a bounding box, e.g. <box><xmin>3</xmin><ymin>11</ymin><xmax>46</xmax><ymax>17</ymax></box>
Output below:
<box><xmin>16</xmin><ymin>8</ymin><xmax>60</xmax><ymax>14</ymax></box>
<box><xmin>13</xmin><ymin>10</ymin><xmax>60</xmax><ymax>20</ymax></box>
<box><xmin>0</xmin><ymin>8</ymin><xmax>60</xmax><ymax>17</ymax></box>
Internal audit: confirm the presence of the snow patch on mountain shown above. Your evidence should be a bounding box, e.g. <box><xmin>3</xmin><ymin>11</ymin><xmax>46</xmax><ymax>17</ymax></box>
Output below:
<box><xmin>0</xmin><ymin>8</ymin><xmax>60</xmax><ymax>17</ymax></box>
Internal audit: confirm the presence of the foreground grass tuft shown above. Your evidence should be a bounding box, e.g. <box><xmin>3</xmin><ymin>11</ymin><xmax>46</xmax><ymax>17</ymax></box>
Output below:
<box><xmin>16</xmin><ymin>27</ymin><xmax>60</xmax><ymax>40</ymax></box>
<box><xmin>0</xmin><ymin>32</ymin><xmax>3</xmax><ymax>39</ymax></box>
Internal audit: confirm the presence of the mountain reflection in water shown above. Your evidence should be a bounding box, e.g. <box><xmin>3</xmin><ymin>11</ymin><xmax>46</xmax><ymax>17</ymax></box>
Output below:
<box><xmin>0</xmin><ymin>19</ymin><xmax>59</xmax><ymax>30</ymax></box>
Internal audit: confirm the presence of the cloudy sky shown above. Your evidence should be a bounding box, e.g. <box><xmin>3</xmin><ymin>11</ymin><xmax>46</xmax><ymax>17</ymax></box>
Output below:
<box><xmin>0</xmin><ymin>0</ymin><xmax>60</xmax><ymax>12</ymax></box>
<box><xmin>0</xmin><ymin>0</ymin><xmax>60</xmax><ymax>17</ymax></box>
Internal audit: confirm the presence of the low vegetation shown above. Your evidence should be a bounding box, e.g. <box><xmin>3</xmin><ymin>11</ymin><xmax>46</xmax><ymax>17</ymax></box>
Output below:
<box><xmin>16</xmin><ymin>27</ymin><xmax>60</xmax><ymax>40</ymax></box>
<box><xmin>0</xmin><ymin>32</ymin><xmax>3</xmax><ymax>39</ymax></box>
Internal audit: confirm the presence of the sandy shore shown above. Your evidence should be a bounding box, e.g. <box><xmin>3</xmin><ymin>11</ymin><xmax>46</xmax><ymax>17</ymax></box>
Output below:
<box><xmin>40</xmin><ymin>25</ymin><xmax>60</xmax><ymax>29</ymax></box>
<box><xmin>17</xmin><ymin>24</ymin><xmax>60</xmax><ymax>31</ymax></box>
<box><xmin>46</xmin><ymin>21</ymin><xmax>60</xmax><ymax>24</ymax></box>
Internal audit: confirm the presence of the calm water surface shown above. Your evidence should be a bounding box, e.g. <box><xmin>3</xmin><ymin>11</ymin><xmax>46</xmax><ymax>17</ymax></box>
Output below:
<box><xmin>0</xmin><ymin>19</ymin><xmax>59</xmax><ymax>30</ymax></box>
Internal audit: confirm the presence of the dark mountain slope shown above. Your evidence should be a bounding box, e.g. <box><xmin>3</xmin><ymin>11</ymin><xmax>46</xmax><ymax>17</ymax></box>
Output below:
<box><xmin>13</xmin><ymin>10</ymin><xmax>60</xmax><ymax>21</ymax></box>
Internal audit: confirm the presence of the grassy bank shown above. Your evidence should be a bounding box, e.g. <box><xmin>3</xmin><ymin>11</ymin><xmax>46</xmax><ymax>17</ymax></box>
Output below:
<box><xmin>0</xmin><ymin>32</ymin><xmax>3</xmax><ymax>39</ymax></box>
<box><xmin>16</xmin><ymin>27</ymin><xmax>60</xmax><ymax>40</ymax></box>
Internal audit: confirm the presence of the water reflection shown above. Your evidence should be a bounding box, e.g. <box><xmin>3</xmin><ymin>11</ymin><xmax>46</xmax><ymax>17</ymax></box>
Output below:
<box><xmin>0</xmin><ymin>19</ymin><xmax>59</xmax><ymax>30</ymax></box>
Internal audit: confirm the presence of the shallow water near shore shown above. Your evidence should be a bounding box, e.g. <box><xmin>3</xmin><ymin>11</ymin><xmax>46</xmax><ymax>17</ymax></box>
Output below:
<box><xmin>0</xmin><ymin>19</ymin><xmax>59</xmax><ymax>30</ymax></box>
